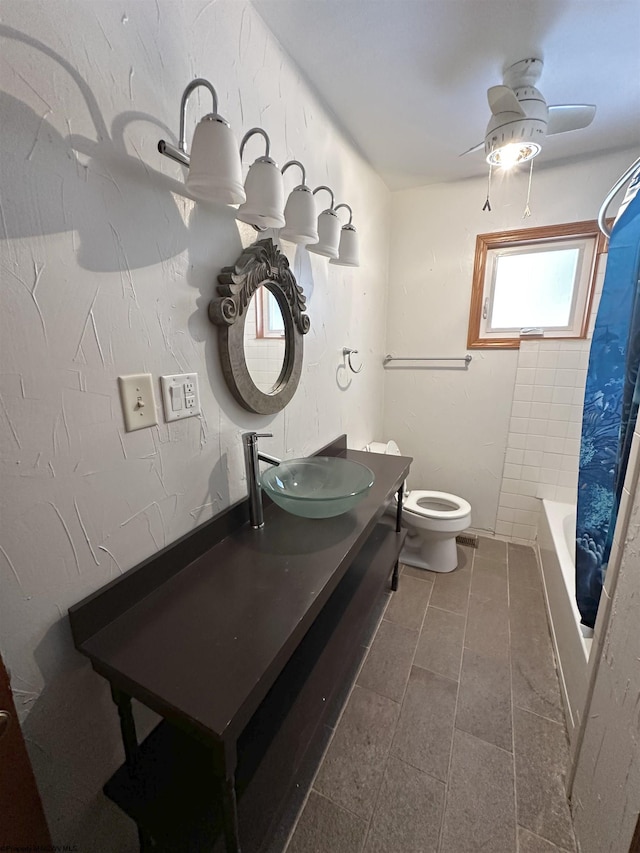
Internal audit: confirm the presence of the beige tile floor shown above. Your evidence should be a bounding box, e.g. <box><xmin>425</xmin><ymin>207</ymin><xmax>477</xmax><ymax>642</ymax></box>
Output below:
<box><xmin>284</xmin><ymin>537</ymin><xmax>577</xmax><ymax>853</ymax></box>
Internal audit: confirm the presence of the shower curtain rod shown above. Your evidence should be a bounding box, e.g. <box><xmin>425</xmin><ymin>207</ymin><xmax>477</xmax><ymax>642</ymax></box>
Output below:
<box><xmin>598</xmin><ymin>155</ymin><xmax>640</xmax><ymax>238</ymax></box>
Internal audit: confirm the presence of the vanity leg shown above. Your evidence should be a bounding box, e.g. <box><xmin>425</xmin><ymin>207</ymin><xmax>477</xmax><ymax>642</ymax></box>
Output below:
<box><xmin>220</xmin><ymin>773</ymin><xmax>242</xmax><ymax>853</ymax></box>
<box><xmin>110</xmin><ymin>686</ymin><xmax>140</xmax><ymax>774</ymax></box>
<box><xmin>392</xmin><ymin>483</ymin><xmax>404</xmax><ymax>591</ymax></box>
<box><xmin>137</xmin><ymin>827</ymin><xmax>154</xmax><ymax>852</ymax></box>
<box><xmin>110</xmin><ymin>687</ymin><xmax>155</xmax><ymax>852</ymax></box>
<box><xmin>395</xmin><ymin>483</ymin><xmax>404</xmax><ymax>533</ymax></box>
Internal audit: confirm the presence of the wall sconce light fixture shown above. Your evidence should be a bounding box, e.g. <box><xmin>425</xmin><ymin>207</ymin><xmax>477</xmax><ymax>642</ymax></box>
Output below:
<box><xmin>330</xmin><ymin>204</ymin><xmax>360</xmax><ymax>267</ymax></box>
<box><xmin>307</xmin><ymin>186</ymin><xmax>340</xmax><ymax>259</ymax></box>
<box><xmin>158</xmin><ymin>78</ymin><xmax>245</xmax><ymax>204</ymax></box>
<box><xmin>279</xmin><ymin>160</ymin><xmax>318</xmax><ymax>244</ymax></box>
<box><xmin>236</xmin><ymin>128</ymin><xmax>285</xmax><ymax>230</ymax></box>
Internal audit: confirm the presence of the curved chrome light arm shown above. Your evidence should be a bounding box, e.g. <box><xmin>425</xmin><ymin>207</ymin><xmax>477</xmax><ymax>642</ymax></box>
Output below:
<box><xmin>179</xmin><ymin>79</ymin><xmax>218</xmax><ymax>152</ymax></box>
<box><xmin>598</xmin><ymin>155</ymin><xmax>640</xmax><ymax>238</ymax></box>
<box><xmin>282</xmin><ymin>159</ymin><xmax>307</xmax><ymax>185</ymax></box>
<box><xmin>240</xmin><ymin>127</ymin><xmax>272</xmax><ymax>161</ymax></box>
<box><xmin>334</xmin><ymin>203</ymin><xmax>353</xmax><ymax>225</ymax></box>
<box><xmin>313</xmin><ymin>185</ymin><xmax>335</xmax><ymax>210</ymax></box>
<box><xmin>158</xmin><ymin>77</ymin><xmax>219</xmax><ymax>166</ymax></box>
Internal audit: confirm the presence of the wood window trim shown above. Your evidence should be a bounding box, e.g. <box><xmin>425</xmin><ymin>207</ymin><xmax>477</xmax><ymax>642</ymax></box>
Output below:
<box><xmin>467</xmin><ymin>219</ymin><xmax>611</xmax><ymax>350</ymax></box>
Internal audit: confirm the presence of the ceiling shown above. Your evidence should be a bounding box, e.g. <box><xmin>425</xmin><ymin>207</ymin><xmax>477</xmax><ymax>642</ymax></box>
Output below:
<box><xmin>252</xmin><ymin>0</ymin><xmax>640</xmax><ymax>190</ymax></box>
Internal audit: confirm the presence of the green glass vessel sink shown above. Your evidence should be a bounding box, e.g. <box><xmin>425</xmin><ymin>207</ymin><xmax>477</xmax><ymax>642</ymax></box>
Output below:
<box><xmin>261</xmin><ymin>456</ymin><xmax>375</xmax><ymax>519</ymax></box>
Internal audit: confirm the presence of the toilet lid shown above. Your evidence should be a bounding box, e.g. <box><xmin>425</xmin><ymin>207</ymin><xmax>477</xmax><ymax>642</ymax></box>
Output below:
<box><xmin>402</xmin><ymin>490</ymin><xmax>471</xmax><ymax>520</ymax></box>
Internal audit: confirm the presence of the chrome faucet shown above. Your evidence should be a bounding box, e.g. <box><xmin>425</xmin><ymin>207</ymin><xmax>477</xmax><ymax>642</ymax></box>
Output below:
<box><xmin>242</xmin><ymin>432</ymin><xmax>281</xmax><ymax>529</ymax></box>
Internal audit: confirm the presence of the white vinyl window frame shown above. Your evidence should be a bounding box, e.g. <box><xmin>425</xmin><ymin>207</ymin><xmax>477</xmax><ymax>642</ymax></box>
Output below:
<box><xmin>467</xmin><ymin>220</ymin><xmax>607</xmax><ymax>350</ymax></box>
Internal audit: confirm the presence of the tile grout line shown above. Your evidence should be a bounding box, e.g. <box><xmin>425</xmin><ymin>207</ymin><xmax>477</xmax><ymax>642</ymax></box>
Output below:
<box><xmin>360</xmin><ymin>565</ymin><xmax>435</xmax><ymax>852</ymax></box>
<box><xmin>513</xmin><ymin>703</ymin><xmax>570</xmax><ymax>728</ymax></box>
<box><xmin>281</xmin><ymin>589</ymin><xmax>394</xmax><ymax>853</ymax></box>
<box><xmin>507</xmin><ymin>542</ymin><xmax>521</xmax><ymax>853</ymax></box>
<box><xmin>437</xmin><ymin>546</ymin><xmax>474</xmax><ymax>853</ymax></box>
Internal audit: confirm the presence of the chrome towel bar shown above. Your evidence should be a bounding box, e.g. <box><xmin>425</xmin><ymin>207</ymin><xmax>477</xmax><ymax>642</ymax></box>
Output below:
<box><xmin>383</xmin><ymin>354</ymin><xmax>472</xmax><ymax>367</ymax></box>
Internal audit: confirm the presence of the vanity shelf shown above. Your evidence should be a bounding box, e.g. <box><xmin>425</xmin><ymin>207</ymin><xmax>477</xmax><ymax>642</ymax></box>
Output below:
<box><xmin>69</xmin><ymin>436</ymin><xmax>411</xmax><ymax>853</ymax></box>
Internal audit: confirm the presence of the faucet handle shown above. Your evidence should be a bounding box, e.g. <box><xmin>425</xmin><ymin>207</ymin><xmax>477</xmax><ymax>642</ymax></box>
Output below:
<box><xmin>255</xmin><ymin>433</ymin><xmax>273</xmax><ymax>439</ymax></box>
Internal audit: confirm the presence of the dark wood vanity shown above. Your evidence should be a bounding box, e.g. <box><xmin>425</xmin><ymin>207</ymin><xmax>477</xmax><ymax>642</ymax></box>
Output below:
<box><xmin>68</xmin><ymin>435</ymin><xmax>410</xmax><ymax>853</ymax></box>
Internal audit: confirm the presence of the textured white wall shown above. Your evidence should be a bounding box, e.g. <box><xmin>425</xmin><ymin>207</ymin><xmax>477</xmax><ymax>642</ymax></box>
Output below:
<box><xmin>0</xmin><ymin>1</ymin><xmax>389</xmax><ymax>846</ymax></box>
<box><xmin>384</xmin><ymin>148</ymin><xmax>638</xmax><ymax>533</ymax></box>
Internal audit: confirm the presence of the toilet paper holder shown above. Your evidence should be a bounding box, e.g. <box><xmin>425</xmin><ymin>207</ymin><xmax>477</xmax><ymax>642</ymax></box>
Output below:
<box><xmin>343</xmin><ymin>348</ymin><xmax>363</xmax><ymax>374</ymax></box>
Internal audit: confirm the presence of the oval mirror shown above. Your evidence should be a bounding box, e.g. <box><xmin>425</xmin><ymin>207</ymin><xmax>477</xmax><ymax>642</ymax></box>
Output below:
<box><xmin>243</xmin><ymin>285</ymin><xmax>287</xmax><ymax>394</ymax></box>
<box><xmin>209</xmin><ymin>239</ymin><xmax>311</xmax><ymax>415</ymax></box>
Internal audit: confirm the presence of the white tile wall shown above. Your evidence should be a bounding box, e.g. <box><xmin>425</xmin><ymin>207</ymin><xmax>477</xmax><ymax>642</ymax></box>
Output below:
<box><xmin>495</xmin><ymin>253</ymin><xmax>608</xmax><ymax>543</ymax></box>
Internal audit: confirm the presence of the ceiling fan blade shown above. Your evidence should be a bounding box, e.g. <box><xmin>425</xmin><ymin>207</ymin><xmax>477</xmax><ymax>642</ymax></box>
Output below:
<box><xmin>459</xmin><ymin>141</ymin><xmax>485</xmax><ymax>156</ymax></box>
<box><xmin>487</xmin><ymin>85</ymin><xmax>525</xmax><ymax>117</ymax></box>
<box><xmin>547</xmin><ymin>104</ymin><xmax>596</xmax><ymax>135</ymax></box>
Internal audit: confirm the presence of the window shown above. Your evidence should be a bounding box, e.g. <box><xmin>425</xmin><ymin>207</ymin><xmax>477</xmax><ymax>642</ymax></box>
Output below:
<box><xmin>467</xmin><ymin>220</ymin><xmax>607</xmax><ymax>349</ymax></box>
<box><xmin>255</xmin><ymin>285</ymin><xmax>285</xmax><ymax>339</ymax></box>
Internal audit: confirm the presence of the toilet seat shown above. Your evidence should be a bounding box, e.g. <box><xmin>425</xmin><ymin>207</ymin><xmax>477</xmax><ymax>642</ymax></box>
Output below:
<box><xmin>402</xmin><ymin>490</ymin><xmax>471</xmax><ymax>521</ymax></box>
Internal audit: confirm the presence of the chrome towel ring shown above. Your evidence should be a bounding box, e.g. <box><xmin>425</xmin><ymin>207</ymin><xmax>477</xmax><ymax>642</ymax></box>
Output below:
<box><xmin>343</xmin><ymin>348</ymin><xmax>363</xmax><ymax>374</ymax></box>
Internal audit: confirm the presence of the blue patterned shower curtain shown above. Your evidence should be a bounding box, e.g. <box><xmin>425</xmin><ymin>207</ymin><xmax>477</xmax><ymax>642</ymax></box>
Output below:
<box><xmin>576</xmin><ymin>183</ymin><xmax>640</xmax><ymax>630</ymax></box>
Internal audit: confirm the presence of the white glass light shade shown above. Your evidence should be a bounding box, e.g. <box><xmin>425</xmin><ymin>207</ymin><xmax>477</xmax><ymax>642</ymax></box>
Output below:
<box><xmin>486</xmin><ymin>141</ymin><xmax>541</xmax><ymax>168</ymax></box>
<box><xmin>330</xmin><ymin>225</ymin><xmax>359</xmax><ymax>267</ymax></box>
<box><xmin>186</xmin><ymin>117</ymin><xmax>245</xmax><ymax>204</ymax></box>
<box><xmin>280</xmin><ymin>186</ymin><xmax>319</xmax><ymax>244</ymax></box>
<box><xmin>307</xmin><ymin>210</ymin><xmax>340</xmax><ymax>259</ymax></box>
<box><xmin>236</xmin><ymin>159</ymin><xmax>286</xmax><ymax>229</ymax></box>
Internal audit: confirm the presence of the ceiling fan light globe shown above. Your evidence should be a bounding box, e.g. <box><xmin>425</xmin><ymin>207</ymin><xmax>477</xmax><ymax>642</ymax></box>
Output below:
<box><xmin>486</xmin><ymin>141</ymin><xmax>542</xmax><ymax>168</ymax></box>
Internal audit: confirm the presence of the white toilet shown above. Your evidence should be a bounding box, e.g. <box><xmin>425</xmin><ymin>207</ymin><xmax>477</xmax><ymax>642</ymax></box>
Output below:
<box><xmin>365</xmin><ymin>440</ymin><xmax>472</xmax><ymax>573</ymax></box>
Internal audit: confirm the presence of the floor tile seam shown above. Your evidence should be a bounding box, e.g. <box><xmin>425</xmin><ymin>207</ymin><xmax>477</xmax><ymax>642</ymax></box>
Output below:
<box><xmin>466</xmin><ymin>592</ymin><xmax>510</xmax><ymax>612</ymax></box>
<box><xmin>462</xmin><ymin>638</ymin><xmax>512</xmax><ymax>663</ymax></box>
<box><xmin>513</xmin><ymin>702</ymin><xmax>567</xmax><ymax>729</ymax></box>
<box><xmin>386</xmin><ymin>751</ymin><xmax>449</xmax><ymax>786</ymax></box>
<box><xmin>382</xmin><ymin>570</ymin><xmax>443</xmax><ymax>851</ymax></box>
<box><xmin>517</xmin><ymin>817</ymin><xmax>577</xmax><ymax>853</ymax></box>
<box><xmin>452</xmin><ymin>723</ymin><xmax>517</xmax><ymax>759</ymax></box>
<box><xmin>507</xmin><ymin>549</ymin><xmax>520</xmax><ymax>853</ymax></box>
<box><xmin>379</xmin><ymin>616</ymin><xmax>420</xmax><ymax>637</ymax></box>
<box><xmin>360</xmin><ymin>571</ymin><xmax>435</xmax><ymax>852</ymax></box>
<box><xmin>400</xmin><ymin>570</ymin><xmax>436</xmax><ymax>587</ymax></box>
<box><xmin>453</xmin><ymin>718</ymin><xmax>515</xmax><ymax>755</ymax></box>
<box><xmin>410</xmin><ymin>660</ymin><xmax>459</xmax><ymax>686</ymax></box>
<box><xmin>517</xmin><ymin>824</ymin><xmax>572</xmax><ymax>853</ymax></box>
<box><xmin>509</xmin><ymin>578</ymin><xmax>545</xmax><ymax>593</ymax></box>
<box><xmin>438</xmin><ymin>546</ymin><xmax>475</xmax><ymax>852</ymax></box>
<box><xmin>425</xmin><ymin>602</ymin><xmax>467</xmax><ymax>618</ymax></box>
<box><xmin>282</xmin><ymin>596</ymin><xmax>392</xmax><ymax>853</ymax></box>
<box><xmin>308</xmin><ymin>785</ymin><xmax>371</xmax><ymax>830</ymax></box>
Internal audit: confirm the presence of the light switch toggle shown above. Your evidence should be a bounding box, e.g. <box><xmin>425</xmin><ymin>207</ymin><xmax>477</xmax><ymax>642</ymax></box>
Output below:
<box><xmin>118</xmin><ymin>374</ymin><xmax>158</xmax><ymax>432</ymax></box>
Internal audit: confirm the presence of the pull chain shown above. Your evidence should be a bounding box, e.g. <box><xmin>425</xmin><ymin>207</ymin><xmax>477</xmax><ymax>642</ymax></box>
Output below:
<box><xmin>483</xmin><ymin>164</ymin><xmax>493</xmax><ymax>212</ymax></box>
<box><xmin>523</xmin><ymin>158</ymin><xmax>534</xmax><ymax>218</ymax></box>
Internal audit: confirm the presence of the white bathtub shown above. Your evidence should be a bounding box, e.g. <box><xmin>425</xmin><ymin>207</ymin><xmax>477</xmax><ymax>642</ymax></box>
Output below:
<box><xmin>537</xmin><ymin>500</ymin><xmax>592</xmax><ymax>738</ymax></box>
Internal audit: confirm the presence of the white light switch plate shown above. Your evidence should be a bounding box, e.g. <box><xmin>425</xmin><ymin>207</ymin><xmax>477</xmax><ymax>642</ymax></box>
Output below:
<box><xmin>118</xmin><ymin>373</ymin><xmax>158</xmax><ymax>432</ymax></box>
<box><xmin>160</xmin><ymin>373</ymin><xmax>201</xmax><ymax>422</ymax></box>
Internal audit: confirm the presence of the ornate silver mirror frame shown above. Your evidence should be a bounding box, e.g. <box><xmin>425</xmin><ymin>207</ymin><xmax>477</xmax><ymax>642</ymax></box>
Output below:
<box><xmin>208</xmin><ymin>239</ymin><xmax>310</xmax><ymax>414</ymax></box>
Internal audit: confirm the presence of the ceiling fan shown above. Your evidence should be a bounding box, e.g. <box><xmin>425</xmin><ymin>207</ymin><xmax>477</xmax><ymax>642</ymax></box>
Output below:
<box><xmin>462</xmin><ymin>58</ymin><xmax>596</xmax><ymax>167</ymax></box>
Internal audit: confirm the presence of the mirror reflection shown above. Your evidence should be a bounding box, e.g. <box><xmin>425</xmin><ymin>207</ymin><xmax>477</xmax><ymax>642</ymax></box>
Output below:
<box><xmin>243</xmin><ymin>285</ymin><xmax>287</xmax><ymax>394</ymax></box>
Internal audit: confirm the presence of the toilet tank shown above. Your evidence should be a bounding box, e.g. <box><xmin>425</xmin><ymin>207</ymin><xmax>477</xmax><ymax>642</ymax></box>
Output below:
<box><xmin>366</xmin><ymin>440</ymin><xmax>401</xmax><ymax>456</ymax></box>
<box><xmin>365</xmin><ymin>440</ymin><xmax>407</xmax><ymax>495</ymax></box>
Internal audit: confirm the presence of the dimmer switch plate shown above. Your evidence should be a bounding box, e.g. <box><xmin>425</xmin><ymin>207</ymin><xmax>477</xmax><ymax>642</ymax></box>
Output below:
<box><xmin>160</xmin><ymin>373</ymin><xmax>201</xmax><ymax>422</ymax></box>
<box><xmin>118</xmin><ymin>373</ymin><xmax>158</xmax><ymax>432</ymax></box>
